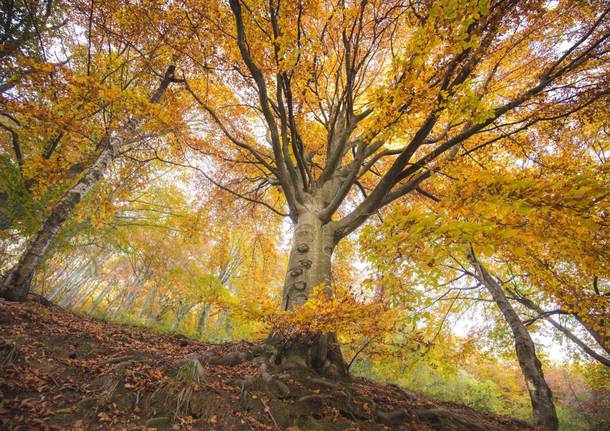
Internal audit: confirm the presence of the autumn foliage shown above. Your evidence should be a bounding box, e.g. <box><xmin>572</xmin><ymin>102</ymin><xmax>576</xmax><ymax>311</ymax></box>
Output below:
<box><xmin>1</xmin><ymin>0</ymin><xmax>609</xmax><ymax>430</ymax></box>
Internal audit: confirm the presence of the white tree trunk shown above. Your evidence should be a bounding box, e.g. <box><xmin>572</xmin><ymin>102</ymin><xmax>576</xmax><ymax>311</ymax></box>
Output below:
<box><xmin>1</xmin><ymin>148</ymin><xmax>113</xmax><ymax>301</ymax></box>
<box><xmin>0</xmin><ymin>64</ymin><xmax>176</xmax><ymax>302</ymax></box>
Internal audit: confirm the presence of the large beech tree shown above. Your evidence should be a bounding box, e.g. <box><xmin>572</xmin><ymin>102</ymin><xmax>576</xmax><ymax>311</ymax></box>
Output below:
<box><xmin>163</xmin><ymin>0</ymin><xmax>610</xmax><ymax>374</ymax></box>
<box><xmin>2</xmin><ymin>0</ymin><xmax>609</xmax><ymax>379</ymax></box>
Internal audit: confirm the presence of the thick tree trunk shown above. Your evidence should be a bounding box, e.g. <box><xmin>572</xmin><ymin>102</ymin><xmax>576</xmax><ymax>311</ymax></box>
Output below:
<box><xmin>281</xmin><ymin>212</ymin><xmax>335</xmax><ymax>310</ymax></box>
<box><xmin>469</xmin><ymin>249</ymin><xmax>558</xmax><ymax>431</ymax></box>
<box><xmin>268</xmin><ymin>210</ymin><xmax>347</xmax><ymax>377</ymax></box>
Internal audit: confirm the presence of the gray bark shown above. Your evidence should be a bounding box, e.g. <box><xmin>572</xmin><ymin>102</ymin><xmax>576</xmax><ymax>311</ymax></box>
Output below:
<box><xmin>0</xmin><ymin>65</ymin><xmax>177</xmax><ymax>301</ymax></box>
<box><xmin>198</xmin><ymin>304</ymin><xmax>210</xmax><ymax>336</ymax></box>
<box><xmin>139</xmin><ymin>281</ymin><xmax>160</xmax><ymax>319</ymax></box>
<box><xmin>267</xmin><ymin>203</ymin><xmax>347</xmax><ymax>377</ymax></box>
<box><xmin>282</xmin><ymin>210</ymin><xmax>335</xmax><ymax>311</ymax></box>
<box><xmin>469</xmin><ymin>248</ymin><xmax>558</xmax><ymax>431</ymax></box>
<box><xmin>117</xmin><ymin>291</ymin><xmax>139</xmax><ymax>316</ymax></box>
<box><xmin>214</xmin><ymin>308</ymin><xmax>233</xmax><ymax>336</ymax></box>
<box><xmin>87</xmin><ymin>283</ymin><xmax>114</xmax><ymax>314</ymax></box>
<box><xmin>171</xmin><ymin>303</ymin><xmax>194</xmax><ymax>331</ymax></box>
<box><xmin>58</xmin><ymin>276</ymin><xmax>92</xmax><ymax>307</ymax></box>
<box><xmin>72</xmin><ymin>280</ymin><xmax>102</xmax><ymax>309</ymax></box>
<box><xmin>0</xmin><ymin>147</ymin><xmax>114</xmax><ymax>301</ymax></box>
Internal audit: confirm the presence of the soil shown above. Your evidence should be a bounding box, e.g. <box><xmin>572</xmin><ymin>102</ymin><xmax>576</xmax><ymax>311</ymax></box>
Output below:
<box><xmin>0</xmin><ymin>297</ymin><xmax>536</xmax><ymax>430</ymax></box>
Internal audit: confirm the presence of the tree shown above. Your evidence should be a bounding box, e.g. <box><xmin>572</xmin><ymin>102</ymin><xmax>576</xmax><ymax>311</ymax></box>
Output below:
<box><xmin>357</xmin><ymin>73</ymin><xmax>609</xmax><ymax>427</ymax></box>
<box><xmin>0</xmin><ymin>0</ymin><xmax>184</xmax><ymax>300</ymax></box>
<box><xmin>2</xmin><ymin>0</ymin><xmax>609</xmax><ymax>381</ymax></box>
<box><xmin>468</xmin><ymin>247</ymin><xmax>557</xmax><ymax>430</ymax></box>
<box><xmin>170</xmin><ymin>0</ymin><xmax>610</xmax><ymax>374</ymax></box>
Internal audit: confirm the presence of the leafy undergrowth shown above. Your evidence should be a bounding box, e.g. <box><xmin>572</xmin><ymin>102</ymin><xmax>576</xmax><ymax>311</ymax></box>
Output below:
<box><xmin>0</xmin><ymin>298</ymin><xmax>536</xmax><ymax>431</ymax></box>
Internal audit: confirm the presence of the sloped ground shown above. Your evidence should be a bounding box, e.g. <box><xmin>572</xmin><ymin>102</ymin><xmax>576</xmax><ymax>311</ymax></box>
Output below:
<box><xmin>0</xmin><ymin>298</ymin><xmax>535</xmax><ymax>431</ymax></box>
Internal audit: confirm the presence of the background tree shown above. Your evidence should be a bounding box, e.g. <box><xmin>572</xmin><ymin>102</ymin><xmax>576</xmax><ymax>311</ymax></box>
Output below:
<box><xmin>359</xmin><ymin>81</ymin><xmax>608</xmax><ymax>428</ymax></box>
<box><xmin>0</xmin><ymin>0</ymin><xmax>188</xmax><ymax>299</ymax></box>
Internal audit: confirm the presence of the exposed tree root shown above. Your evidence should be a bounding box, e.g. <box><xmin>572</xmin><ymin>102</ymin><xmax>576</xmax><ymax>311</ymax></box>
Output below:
<box><xmin>375</xmin><ymin>407</ymin><xmax>411</xmax><ymax>426</ymax></box>
<box><xmin>415</xmin><ymin>408</ymin><xmax>489</xmax><ymax>431</ymax></box>
<box><xmin>1</xmin><ymin>300</ymin><xmax>537</xmax><ymax>430</ymax></box>
<box><xmin>180</xmin><ymin>343</ymin><xmax>512</xmax><ymax>429</ymax></box>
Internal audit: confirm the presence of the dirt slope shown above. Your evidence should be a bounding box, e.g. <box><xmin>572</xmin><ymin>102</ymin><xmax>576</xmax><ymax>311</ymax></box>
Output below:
<box><xmin>0</xmin><ymin>298</ymin><xmax>535</xmax><ymax>431</ymax></box>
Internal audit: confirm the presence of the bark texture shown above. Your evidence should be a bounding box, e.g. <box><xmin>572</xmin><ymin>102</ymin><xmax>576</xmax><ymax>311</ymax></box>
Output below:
<box><xmin>269</xmin><ymin>205</ymin><xmax>347</xmax><ymax>378</ymax></box>
<box><xmin>282</xmin><ymin>211</ymin><xmax>335</xmax><ymax>310</ymax></box>
<box><xmin>469</xmin><ymin>249</ymin><xmax>558</xmax><ymax>431</ymax></box>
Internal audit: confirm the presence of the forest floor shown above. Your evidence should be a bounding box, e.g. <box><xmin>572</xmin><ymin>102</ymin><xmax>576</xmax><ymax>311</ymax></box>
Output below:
<box><xmin>0</xmin><ymin>297</ymin><xmax>537</xmax><ymax>431</ymax></box>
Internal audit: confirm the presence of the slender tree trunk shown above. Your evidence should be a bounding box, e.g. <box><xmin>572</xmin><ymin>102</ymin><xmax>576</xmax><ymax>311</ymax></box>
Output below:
<box><xmin>117</xmin><ymin>291</ymin><xmax>139</xmax><ymax>315</ymax></box>
<box><xmin>47</xmin><ymin>259</ymin><xmax>88</xmax><ymax>301</ymax></box>
<box><xmin>269</xmin><ymin>209</ymin><xmax>347</xmax><ymax>377</ymax></box>
<box><xmin>152</xmin><ymin>301</ymin><xmax>171</xmax><ymax>323</ymax></box>
<box><xmin>88</xmin><ymin>283</ymin><xmax>113</xmax><ymax>314</ymax></box>
<box><xmin>0</xmin><ymin>65</ymin><xmax>176</xmax><ymax>302</ymax></box>
<box><xmin>171</xmin><ymin>304</ymin><xmax>194</xmax><ymax>331</ymax></box>
<box><xmin>139</xmin><ymin>282</ymin><xmax>160</xmax><ymax>318</ymax></box>
<box><xmin>214</xmin><ymin>308</ymin><xmax>233</xmax><ymax>336</ymax></box>
<box><xmin>198</xmin><ymin>304</ymin><xmax>210</xmax><ymax>336</ymax></box>
<box><xmin>170</xmin><ymin>313</ymin><xmax>181</xmax><ymax>331</ymax></box>
<box><xmin>59</xmin><ymin>276</ymin><xmax>92</xmax><ymax>307</ymax></box>
<box><xmin>72</xmin><ymin>280</ymin><xmax>102</xmax><ymax>309</ymax></box>
<box><xmin>0</xmin><ymin>148</ymin><xmax>114</xmax><ymax>301</ymax></box>
<box><xmin>469</xmin><ymin>248</ymin><xmax>558</xmax><ymax>431</ymax></box>
<box><xmin>105</xmin><ymin>286</ymin><xmax>126</xmax><ymax>315</ymax></box>
<box><xmin>41</xmin><ymin>258</ymin><xmax>76</xmax><ymax>297</ymax></box>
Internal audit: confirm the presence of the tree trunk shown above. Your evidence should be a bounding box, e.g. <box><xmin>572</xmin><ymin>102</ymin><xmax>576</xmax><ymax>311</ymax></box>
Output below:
<box><xmin>269</xmin><ymin>210</ymin><xmax>347</xmax><ymax>377</ymax></box>
<box><xmin>72</xmin><ymin>280</ymin><xmax>101</xmax><ymax>309</ymax></box>
<box><xmin>198</xmin><ymin>304</ymin><xmax>210</xmax><ymax>336</ymax></box>
<box><xmin>171</xmin><ymin>304</ymin><xmax>194</xmax><ymax>331</ymax></box>
<box><xmin>139</xmin><ymin>282</ymin><xmax>160</xmax><ymax>319</ymax></box>
<box><xmin>469</xmin><ymin>249</ymin><xmax>558</xmax><ymax>431</ymax></box>
<box><xmin>281</xmin><ymin>212</ymin><xmax>335</xmax><ymax>310</ymax></box>
<box><xmin>87</xmin><ymin>283</ymin><xmax>113</xmax><ymax>314</ymax></box>
<box><xmin>0</xmin><ymin>65</ymin><xmax>176</xmax><ymax>302</ymax></box>
<box><xmin>0</xmin><ymin>148</ymin><xmax>113</xmax><ymax>301</ymax></box>
<box><xmin>110</xmin><ymin>287</ymin><xmax>131</xmax><ymax>319</ymax></box>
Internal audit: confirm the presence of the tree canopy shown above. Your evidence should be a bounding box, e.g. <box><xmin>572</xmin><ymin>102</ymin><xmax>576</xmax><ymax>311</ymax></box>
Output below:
<box><xmin>0</xmin><ymin>1</ymin><xmax>609</xmax><ymax>430</ymax></box>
